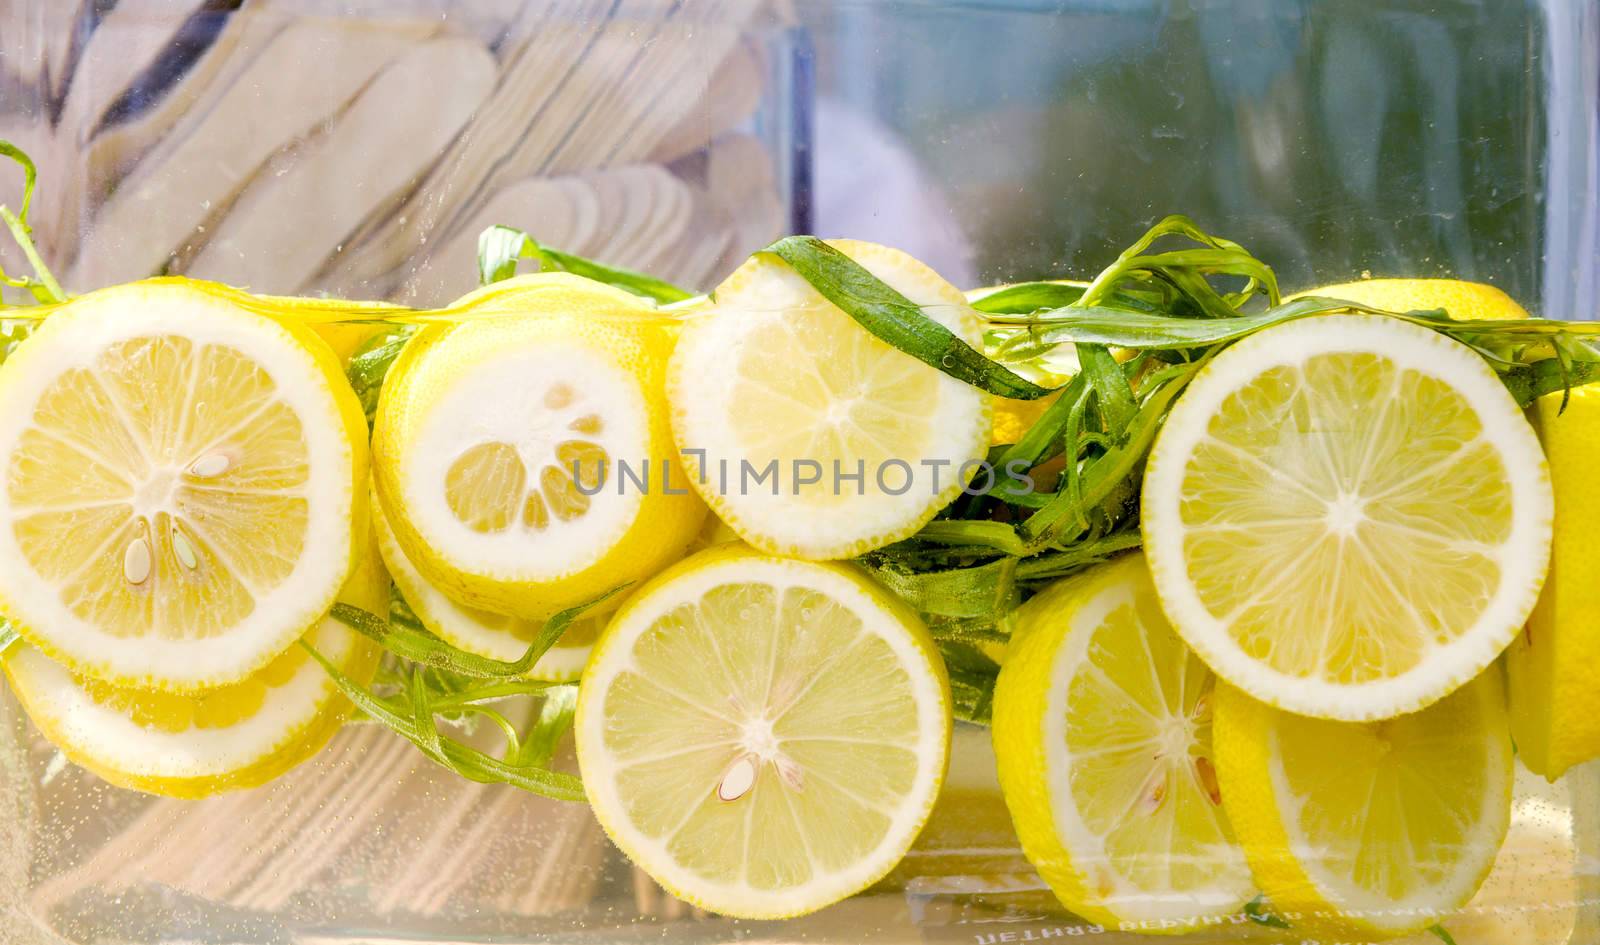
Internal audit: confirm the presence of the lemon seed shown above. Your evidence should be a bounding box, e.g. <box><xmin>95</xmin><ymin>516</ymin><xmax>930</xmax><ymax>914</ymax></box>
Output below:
<box><xmin>122</xmin><ymin>538</ymin><xmax>152</xmax><ymax>585</ymax></box>
<box><xmin>171</xmin><ymin>527</ymin><xmax>199</xmax><ymax>570</ymax></box>
<box><xmin>717</xmin><ymin>754</ymin><xmax>758</xmax><ymax>802</ymax></box>
<box><xmin>189</xmin><ymin>452</ymin><xmax>231</xmax><ymax>477</ymax></box>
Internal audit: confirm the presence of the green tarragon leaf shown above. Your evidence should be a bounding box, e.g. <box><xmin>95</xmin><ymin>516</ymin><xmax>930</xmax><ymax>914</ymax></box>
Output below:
<box><xmin>331</xmin><ymin>587</ymin><xmax>621</xmax><ymax>680</ymax></box>
<box><xmin>762</xmin><ymin>236</ymin><xmax>1055</xmax><ymax>400</ymax></box>
<box><xmin>990</xmin><ymin>296</ymin><xmax>1406</xmax><ymax>353</ymax></box>
<box><xmin>308</xmin><ymin>588</ymin><xmax>617</xmax><ymax>802</ymax></box>
<box><xmin>301</xmin><ymin>644</ymin><xmax>586</xmax><ymax>802</ymax></box>
<box><xmin>0</xmin><ymin>139</ymin><xmax>67</xmax><ymax>305</ymax></box>
<box><xmin>1502</xmin><ymin>358</ymin><xmax>1600</xmax><ymax>409</ymax></box>
<box><xmin>478</xmin><ymin>224</ymin><xmax>695</xmax><ymax>303</ymax></box>
<box><xmin>1242</xmin><ymin>895</ymin><xmax>1292</xmax><ymax>929</ymax></box>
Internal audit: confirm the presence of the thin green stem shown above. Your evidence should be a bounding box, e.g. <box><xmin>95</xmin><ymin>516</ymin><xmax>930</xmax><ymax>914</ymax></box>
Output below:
<box><xmin>0</xmin><ymin>206</ymin><xmax>66</xmax><ymax>304</ymax></box>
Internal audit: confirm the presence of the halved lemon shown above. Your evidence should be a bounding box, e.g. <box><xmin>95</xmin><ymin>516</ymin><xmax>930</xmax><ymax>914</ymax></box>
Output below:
<box><xmin>3</xmin><ymin>543</ymin><xmax>386</xmax><ymax>798</ymax></box>
<box><xmin>372</xmin><ymin>273</ymin><xmax>705</xmax><ymax>620</ymax></box>
<box><xmin>575</xmin><ymin>544</ymin><xmax>951</xmax><ymax>918</ymax></box>
<box><xmin>1213</xmin><ymin>670</ymin><xmax>1513</xmax><ymax>939</ymax></box>
<box><xmin>0</xmin><ymin>280</ymin><xmax>367</xmax><ymax>691</ymax></box>
<box><xmin>668</xmin><ymin>240</ymin><xmax>992</xmax><ymax>560</ymax></box>
<box><xmin>992</xmin><ymin>553</ymin><xmax>1252</xmax><ymax>932</ymax></box>
<box><xmin>372</xmin><ymin>488</ymin><xmax>600</xmax><ymax>681</ymax></box>
<box><xmin>1142</xmin><ymin>314</ymin><xmax>1551</xmax><ymax>720</ymax></box>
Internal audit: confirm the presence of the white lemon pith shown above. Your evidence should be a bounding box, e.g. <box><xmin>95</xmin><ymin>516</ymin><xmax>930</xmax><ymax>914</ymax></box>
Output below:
<box><xmin>668</xmin><ymin>239</ymin><xmax>992</xmax><ymax>560</ymax></box>
<box><xmin>373</xmin><ymin>273</ymin><xmax>704</xmax><ymax>619</ymax></box>
<box><xmin>1214</xmin><ymin>671</ymin><xmax>1513</xmax><ymax>939</ymax></box>
<box><xmin>372</xmin><ymin>490</ymin><xmax>600</xmax><ymax>681</ymax></box>
<box><xmin>992</xmin><ymin>553</ymin><xmax>1252</xmax><ymax>931</ymax></box>
<box><xmin>0</xmin><ymin>280</ymin><xmax>366</xmax><ymax>691</ymax></box>
<box><xmin>1142</xmin><ymin>314</ymin><xmax>1551</xmax><ymax>721</ymax></box>
<box><xmin>2</xmin><ymin>545</ymin><xmax>386</xmax><ymax>798</ymax></box>
<box><xmin>575</xmin><ymin>545</ymin><xmax>951</xmax><ymax>918</ymax></box>
<box><xmin>1508</xmin><ymin>384</ymin><xmax>1600</xmax><ymax>779</ymax></box>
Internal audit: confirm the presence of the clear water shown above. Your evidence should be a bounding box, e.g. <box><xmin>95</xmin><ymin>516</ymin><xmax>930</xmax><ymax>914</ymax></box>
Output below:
<box><xmin>3</xmin><ymin>701</ymin><xmax>1597</xmax><ymax>945</ymax></box>
<box><xmin>3</xmin><ymin>1</ymin><xmax>1600</xmax><ymax>943</ymax></box>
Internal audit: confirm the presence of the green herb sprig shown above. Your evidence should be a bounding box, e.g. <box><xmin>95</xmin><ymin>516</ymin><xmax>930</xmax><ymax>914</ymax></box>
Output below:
<box><xmin>346</xmin><ymin>327</ymin><xmax>413</xmax><ymax>425</ymax></box>
<box><xmin>306</xmin><ymin>590</ymin><xmax>618</xmax><ymax>802</ymax></box>
<box><xmin>1242</xmin><ymin>895</ymin><xmax>1291</xmax><ymax>929</ymax></box>
<box><xmin>478</xmin><ymin>224</ymin><xmax>696</xmax><ymax>304</ymax></box>
<box><xmin>0</xmin><ymin>141</ymin><xmax>66</xmax><ymax>306</ymax></box>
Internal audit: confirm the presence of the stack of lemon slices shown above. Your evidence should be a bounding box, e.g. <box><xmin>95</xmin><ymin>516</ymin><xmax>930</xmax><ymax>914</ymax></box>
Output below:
<box><xmin>0</xmin><ymin>279</ymin><xmax>376</xmax><ymax>797</ymax></box>
<box><xmin>0</xmin><ymin>241</ymin><xmax>1583</xmax><ymax>940</ymax></box>
<box><xmin>575</xmin><ymin>242</ymin><xmax>988</xmax><ymax>915</ymax></box>
<box><xmin>0</xmin><ymin>246</ymin><xmax>982</xmax><ymax>923</ymax></box>
<box><xmin>994</xmin><ymin>279</ymin><xmax>1556</xmax><ymax>939</ymax></box>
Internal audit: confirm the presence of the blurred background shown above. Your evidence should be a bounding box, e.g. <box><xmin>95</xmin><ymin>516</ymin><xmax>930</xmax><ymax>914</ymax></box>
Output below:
<box><xmin>802</xmin><ymin>0</ymin><xmax>1597</xmax><ymax>318</ymax></box>
<box><xmin>1</xmin><ymin>0</ymin><xmax>1595</xmax><ymax>319</ymax></box>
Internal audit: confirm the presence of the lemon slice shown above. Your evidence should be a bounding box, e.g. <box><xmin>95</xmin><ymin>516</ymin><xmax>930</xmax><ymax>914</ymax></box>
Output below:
<box><xmin>575</xmin><ymin>544</ymin><xmax>951</xmax><ymax>918</ymax></box>
<box><xmin>1507</xmin><ymin>384</ymin><xmax>1600</xmax><ymax>779</ymax></box>
<box><xmin>1213</xmin><ymin>670</ymin><xmax>1513</xmax><ymax>939</ymax></box>
<box><xmin>372</xmin><ymin>488</ymin><xmax>600</xmax><ymax>681</ymax></box>
<box><xmin>2</xmin><ymin>544</ymin><xmax>386</xmax><ymax>798</ymax></box>
<box><xmin>0</xmin><ymin>280</ymin><xmax>367</xmax><ymax>691</ymax></box>
<box><xmin>668</xmin><ymin>240</ymin><xmax>992</xmax><ymax>560</ymax></box>
<box><xmin>372</xmin><ymin>273</ymin><xmax>705</xmax><ymax>620</ymax></box>
<box><xmin>1142</xmin><ymin>314</ymin><xmax>1551</xmax><ymax>720</ymax></box>
<box><xmin>1286</xmin><ymin>277</ymin><xmax>1531</xmax><ymax>322</ymax></box>
<box><xmin>992</xmin><ymin>553</ymin><xmax>1252</xmax><ymax>931</ymax></box>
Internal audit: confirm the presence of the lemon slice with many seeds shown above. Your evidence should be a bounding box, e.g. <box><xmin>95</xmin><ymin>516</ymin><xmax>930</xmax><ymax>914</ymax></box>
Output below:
<box><xmin>3</xmin><ymin>544</ymin><xmax>386</xmax><ymax>798</ymax></box>
<box><xmin>576</xmin><ymin>545</ymin><xmax>951</xmax><ymax>918</ymax></box>
<box><xmin>372</xmin><ymin>489</ymin><xmax>600</xmax><ymax>681</ymax></box>
<box><xmin>1213</xmin><ymin>671</ymin><xmax>1513</xmax><ymax>939</ymax></box>
<box><xmin>1142</xmin><ymin>314</ymin><xmax>1551</xmax><ymax>721</ymax></box>
<box><xmin>0</xmin><ymin>280</ymin><xmax>366</xmax><ymax>691</ymax></box>
<box><xmin>992</xmin><ymin>553</ymin><xmax>1252</xmax><ymax>932</ymax></box>
<box><xmin>372</xmin><ymin>273</ymin><xmax>705</xmax><ymax>620</ymax></box>
<box><xmin>668</xmin><ymin>240</ymin><xmax>992</xmax><ymax>560</ymax></box>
